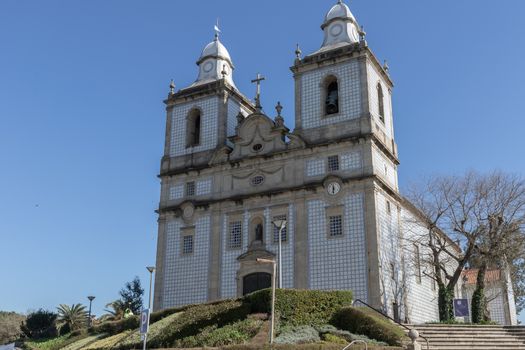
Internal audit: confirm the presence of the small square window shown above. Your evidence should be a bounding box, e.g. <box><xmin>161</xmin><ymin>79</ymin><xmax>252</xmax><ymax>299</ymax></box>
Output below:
<box><xmin>182</xmin><ymin>235</ymin><xmax>193</xmax><ymax>254</ymax></box>
<box><xmin>329</xmin><ymin>215</ymin><xmax>343</xmax><ymax>237</ymax></box>
<box><xmin>273</xmin><ymin>214</ymin><xmax>287</xmax><ymax>243</ymax></box>
<box><xmin>229</xmin><ymin>221</ymin><xmax>242</xmax><ymax>249</ymax></box>
<box><xmin>328</xmin><ymin>155</ymin><xmax>340</xmax><ymax>172</ymax></box>
<box><xmin>186</xmin><ymin>182</ymin><xmax>195</xmax><ymax>197</ymax></box>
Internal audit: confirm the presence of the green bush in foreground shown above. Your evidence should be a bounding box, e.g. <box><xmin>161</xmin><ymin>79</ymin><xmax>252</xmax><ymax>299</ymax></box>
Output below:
<box><xmin>144</xmin><ymin>299</ymin><xmax>251</xmax><ymax>349</ymax></box>
<box><xmin>331</xmin><ymin>307</ymin><xmax>405</xmax><ymax>346</ymax></box>
<box><xmin>176</xmin><ymin>318</ymin><xmax>263</xmax><ymax>348</ymax></box>
<box><xmin>246</xmin><ymin>289</ymin><xmax>353</xmax><ymax>328</ymax></box>
<box><xmin>274</xmin><ymin>325</ymin><xmax>321</xmax><ymax>344</ymax></box>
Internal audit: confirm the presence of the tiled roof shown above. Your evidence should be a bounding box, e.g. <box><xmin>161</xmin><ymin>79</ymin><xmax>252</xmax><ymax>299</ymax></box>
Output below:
<box><xmin>462</xmin><ymin>269</ymin><xmax>501</xmax><ymax>285</ymax></box>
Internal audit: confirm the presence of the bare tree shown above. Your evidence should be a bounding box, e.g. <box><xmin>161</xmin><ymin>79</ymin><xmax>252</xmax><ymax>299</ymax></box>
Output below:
<box><xmin>405</xmin><ymin>172</ymin><xmax>488</xmax><ymax>321</ymax></box>
<box><xmin>469</xmin><ymin>173</ymin><xmax>525</xmax><ymax>323</ymax></box>
<box><xmin>406</xmin><ymin>172</ymin><xmax>525</xmax><ymax>323</ymax></box>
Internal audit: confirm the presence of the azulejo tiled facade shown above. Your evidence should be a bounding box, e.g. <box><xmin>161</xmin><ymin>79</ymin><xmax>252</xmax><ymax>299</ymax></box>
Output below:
<box><xmin>151</xmin><ymin>1</ymin><xmax>511</xmax><ymax>325</ymax></box>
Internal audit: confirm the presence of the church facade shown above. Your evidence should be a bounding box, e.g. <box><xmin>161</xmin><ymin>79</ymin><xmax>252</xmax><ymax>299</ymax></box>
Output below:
<box><xmin>153</xmin><ymin>1</ymin><xmax>445</xmax><ymax>324</ymax></box>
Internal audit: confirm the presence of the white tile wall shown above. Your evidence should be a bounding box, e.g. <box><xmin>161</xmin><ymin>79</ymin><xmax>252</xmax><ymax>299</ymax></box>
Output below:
<box><xmin>264</xmin><ymin>205</ymin><xmax>295</xmax><ymax>288</ymax></box>
<box><xmin>373</xmin><ymin>148</ymin><xmax>398</xmax><ymax>190</ymax></box>
<box><xmin>307</xmin><ymin>193</ymin><xmax>368</xmax><ymax>301</ymax></box>
<box><xmin>169</xmin><ymin>184</ymin><xmax>184</xmax><ymax>200</ymax></box>
<box><xmin>196</xmin><ymin>178</ymin><xmax>212</xmax><ymax>196</ymax></box>
<box><xmin>220</xmin><ymin>210</ymin><xmax>250</xmax><ymax>298</ymax></box>
<box><xmin>306</xmin><ymin>159</ymin><xmax>326</xmax><ymax>177</ymax></box>
<box><xmin>169</xmin><ymin>97</ymin><xmax>218</xmax><ymax>157</ymax></box>
<box><xmin>341</xmin><ymin>151</ymin><xmax>362</xmax><ymax>171</ymax></box>
<box><xmin>301</xmin><ymin>60</ymin><xmax>362</xmax><ymax>129</ymax></box>
<box><xmin>367</xmin><ymin>63</ymin><xmax>393</xmax><ymax>139</ymax></box>
<box><xmin>401</xmin><ymin>207</ymin><xmax>440</xmax><ymax>323</ymax></box>
<box><xmin>162</xmin><ymin>216</ymin><xmax>210</xmax><ymax>308</ymax></box>
<box><xmin>227</xmin><ymin>98</ymin><xmax>243</xmax><ymax>138</ymax></box>
<box><xmin>376</xmin><ymin>192</ymin><xmax>403</xmax><ymax>318</ymax></box>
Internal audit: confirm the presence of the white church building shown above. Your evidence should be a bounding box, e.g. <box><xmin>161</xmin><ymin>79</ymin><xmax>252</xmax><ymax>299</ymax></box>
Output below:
<box><xmin>151</xmin><ymin>1</ymin><xmax>518</xmax><ymax>325</ymax></box>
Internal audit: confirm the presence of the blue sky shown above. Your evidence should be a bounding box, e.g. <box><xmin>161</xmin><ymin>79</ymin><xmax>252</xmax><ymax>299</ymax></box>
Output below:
<box><xmin>0</xmin><ymin>0</ymin><xmax>524</xmax><ymax>323</ymax></box>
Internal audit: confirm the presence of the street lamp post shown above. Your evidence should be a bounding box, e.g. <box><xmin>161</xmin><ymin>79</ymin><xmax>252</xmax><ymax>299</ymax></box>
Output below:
<box><xmin>272</xmin><ymin>219</ymin><xmax>287</xmax><ymax>289</ymax></box>
<box><xmin>87</xmin><ymin>296</ymin><xmax>95</xmax><ymax>327</ymax></box>
<box><xmin>146</xmin><ymin>266</ymin><xmax>155</xmax><ymax>310</ymax></box>
<box><xmin>256</xmin><ymin>258</ymin><xmax>276</xmax><ymax>344</ymax></box>
<box><xmin>143</xmin><ymin>266</ymin><xmax>155</xmax><ymax>350</ymax></box>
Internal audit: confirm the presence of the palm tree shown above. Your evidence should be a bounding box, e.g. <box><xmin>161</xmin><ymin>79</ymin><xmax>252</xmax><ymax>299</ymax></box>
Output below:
<box><xmin>100</xmin><ymin>300</ymin><xmax>126</xmax><ymax>321</ymax></box>
<box><xmin>56</xmin><ymin>304</ymin><xmax>88</xmax><ymax>331</ymax></box>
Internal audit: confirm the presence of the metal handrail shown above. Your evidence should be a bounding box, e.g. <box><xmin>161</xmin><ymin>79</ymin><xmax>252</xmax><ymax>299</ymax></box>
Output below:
<box><xmin>342</xmin><ymin>339</ymin><xmax>367</xmax><ymax>349</ymax></box>
<box><xmin>352</xmin><ymin>299</ymin><xmax>429</xmax><ymax>350</ymax></box>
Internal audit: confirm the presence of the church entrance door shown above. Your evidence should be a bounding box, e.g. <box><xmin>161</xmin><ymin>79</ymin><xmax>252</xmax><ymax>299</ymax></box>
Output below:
<box><xmin>242</xmin><ymin>272</ymin><xmax>271</xmax><ymax>295</ymax></box>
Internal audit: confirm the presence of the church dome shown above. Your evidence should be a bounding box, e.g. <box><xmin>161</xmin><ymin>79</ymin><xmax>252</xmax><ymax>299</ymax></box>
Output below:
<box><xmin>191</xmin><ymin>33</ymin><xmax>236</xmax><ymax>88</ymax></box>
<box><xmin>323</xmin><ymin>0</ymin><xmax>356</xmax><ymax>27</ymax></box>
<box><xmin>197</xmin><ymin>37</ymin><xmax>233</xmax><ymax>66</ymax></box>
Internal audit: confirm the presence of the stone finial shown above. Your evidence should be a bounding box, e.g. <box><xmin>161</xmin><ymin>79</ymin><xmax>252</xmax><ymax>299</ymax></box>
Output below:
<box><xmin>295</xmin><ymin>43</ymin><xmax>302</xmax><ymax>59</ymax></box>
<box><xmin>275</xmin><ymin>101</ymin><xmax>283</xmax><ymax>117</ymax></box>
<box><xmin>383</xmin><ymin>60</ymin><xmax>390</xmax><ymax>74</ymax></box>
<box><xmin>169</xmin><ymin>79</ymin><xmax>175</xmax><ymax>96</ymax></box>
<box><xmin>274</xmin><ymin>102</ymin><xmax>284</xmax><ymax>127</ymax></box>
<box><xmin>359</xmin><ymin>25</ymin><xmax>367</xmax><ymax>42</ymax></box>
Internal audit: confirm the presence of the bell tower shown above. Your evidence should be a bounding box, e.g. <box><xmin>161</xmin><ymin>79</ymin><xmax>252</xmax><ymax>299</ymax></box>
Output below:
<box><xmin>291</xmin><ymin>0</ymin><xmax>397</xmax><ymax>164</ymax></box>
<box><xmin>161</xmin><ymin>31</ymin><xmax>254</xmax><ymax>175</ymax></box>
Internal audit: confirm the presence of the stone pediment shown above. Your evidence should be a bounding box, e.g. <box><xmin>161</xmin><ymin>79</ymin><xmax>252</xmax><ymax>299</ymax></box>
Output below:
<box><xmin>237</xmin><ymin>246</ymin><xmax>275</xmax><ymax>262</ymax></box>
<box><xmin>229</xmin><ymin>112</ymin><xmax>288</xmax><ymax>161</ymax></box>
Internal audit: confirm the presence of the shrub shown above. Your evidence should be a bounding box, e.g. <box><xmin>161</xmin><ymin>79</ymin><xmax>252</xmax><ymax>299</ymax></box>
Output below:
<box><xmin>330</xmin><ymin>307</ymin><xmax>405</xmax><ymax>346</ymax></box>
<box><xmin>246</xmin><ymin>289</ymin><xmax>353</xmax><ymax>328</ymax></box>
<box><xmin>322</xmin><ymin>333</ymin><xmax>347</xmax><ymax>344</ymax></box>
<box><xmin>0</xmin><ymin>311</ymin><xmax>26</xmax><ymax>344</ymax></box>
<box><xmin>22</xmin><ymin>310</ymin><xmax>58</xmax><ymax>339</ymax></box>
<box><xmin>141</xmin><ymin>299</ymin><xmax>251</xmax><ymax>349</ymax></box>
<box><xmin>115</xmin><ymin>311</ymin><xmax>183</xmax><ymax>348</ymax></box>
<box><xmin>274</xmin><ymin>325</ymin><xmax>320</xmax><ymax>344</ymax></box>
<box><xmin>176</xmin><ymin>318</ymin><xmax>262</xmax><ymax>348</ymax></box>
<box><xmin>83</xmin><ymin>331</ymin><xmax>132</xmax><ymax>350</ymax></box>
<box><xmin>90</xmin><ymin>316</ymin><xmax>139</xmax><ymax>336</ymax></box>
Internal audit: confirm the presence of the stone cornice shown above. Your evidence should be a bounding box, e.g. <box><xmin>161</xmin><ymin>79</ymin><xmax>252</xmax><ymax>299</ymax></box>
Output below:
<box><xmin>157</xmin><ymin>174</ymin><xmax>378</xmax><ymax>214</ymax></box>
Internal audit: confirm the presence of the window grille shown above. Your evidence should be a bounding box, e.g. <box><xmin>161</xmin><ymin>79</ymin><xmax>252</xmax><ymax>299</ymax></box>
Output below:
<box><xmin>229</xmin><ymin>221</ymin><xmax>242</xmax><ymax>249</ymax></box>
<box><xmin>328</xmin><ymin>155</ymin><xmax>340</xmax><ymax>171</ymax></box>
<box><xmin>329</xmin><ymin>215</ymin><xmax>343</xmax><ymax>237</ymax></box>
<box><xmin>182</xmin><ymin>235</ymin><xmax>193</xmax><ymax>254</ymax></box>
<box><xmin>186</xmin><ymin>182</ymin><xmax>195</xmax><ymax>197</ymax></box>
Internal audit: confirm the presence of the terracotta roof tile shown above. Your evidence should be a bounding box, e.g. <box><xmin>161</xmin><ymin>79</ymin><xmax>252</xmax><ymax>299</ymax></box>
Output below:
<box><xmin>462</xmin><ymin>269</ymin><xmax>501</xmax><ymax>285</ymax></box>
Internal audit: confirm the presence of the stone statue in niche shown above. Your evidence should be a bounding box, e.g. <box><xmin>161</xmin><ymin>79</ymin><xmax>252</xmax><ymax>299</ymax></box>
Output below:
<box><xmin>255</xmin><ymin>224</ymin><xmax>263</xmax><ymax>242</ymax></box>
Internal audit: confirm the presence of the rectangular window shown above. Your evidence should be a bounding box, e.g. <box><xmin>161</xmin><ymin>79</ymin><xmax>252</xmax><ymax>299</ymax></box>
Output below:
<box><xmin>182</xmin><ymin>235</ymin><xmax>193</xmax><ymax>254</ymax></box>
<box><xmin>329</xmin><ymin>215</ymin><xmax>343</xmax><ymax>237</ymax></box>
<box><xmin>272</xmin><ymin>214</ymin><xmax>287</xmax><ymax>243</ymax></box>
<box><xmin>186</xmin><ymin>181</ymin><xmax>195</xmax><ymax>197</ymax></box>
<box><xmin>328</xmin><ymin>155</ymin><xmax>340</xmax><ymax>171</ymax></box>
<box><xmin>414</xmin><ymin>243</ymin><xmax>422</xmax><ymax>284</ymax></box>
<box><xmin>229</xmin><ymin>221</ymin><xmax>242</xmax><ymax>249</ymax></box>
<box><xmin>386</xmin><ymin>200</ymin><xmax>391</xmax><ymax>215</ymax></box>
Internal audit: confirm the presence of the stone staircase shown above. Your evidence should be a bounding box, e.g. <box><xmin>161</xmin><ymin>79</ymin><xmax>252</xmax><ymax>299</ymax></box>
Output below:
<box><xmin>408</xmin><ymin>324</ymin><xmax>525</xmax><ymax>350</ymax></box>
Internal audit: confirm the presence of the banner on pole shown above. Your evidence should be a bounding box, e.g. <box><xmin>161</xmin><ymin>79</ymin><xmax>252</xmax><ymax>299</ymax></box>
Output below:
<box><xmin>453</xmin><ymin>299</ymin><xmax>469</xmax><ymax>317</ymax></box>
<box><xmin>140</xmin><ymin>309</ymin><xmax>150</xmax><ymax>334</ymax></box>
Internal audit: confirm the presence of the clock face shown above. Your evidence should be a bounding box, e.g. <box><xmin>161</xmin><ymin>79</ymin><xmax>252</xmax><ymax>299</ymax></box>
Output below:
<box><xmin>327</xmin><ymin>182</ymin><xmax>341</xmax><ymax>195</ymax></box>
<box><xmin>330</xmin><ymin>23</ymin><xmax>343</xmax><ymax>37</ymax></box>
<box><xmin>203</xmin><ymin>61</ymin><xmax>214</xmax><ymax>73</ymax></box>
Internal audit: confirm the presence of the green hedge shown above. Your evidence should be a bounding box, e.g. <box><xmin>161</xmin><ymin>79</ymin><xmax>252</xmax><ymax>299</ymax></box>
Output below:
<box><xmin>330</xmin><ymin>307</ymin><xmax>405</xmax><ymax>346</ymax></box>
<box><xmin>128</xmin><ymin>299</ymin><xmax>251</xmax><ymax>349</ymax></box>
<box><xmin>245</xmin><ymin>289</ymin><xmax>353</xmax><ymax>328</ymax></box>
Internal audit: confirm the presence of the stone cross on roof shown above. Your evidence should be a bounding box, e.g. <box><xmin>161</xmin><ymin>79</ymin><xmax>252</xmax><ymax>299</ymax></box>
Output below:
<box><xmin>251</xmin><ymin>73</ymin><xmax>265</xmax><ymax>110</ymax></box>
